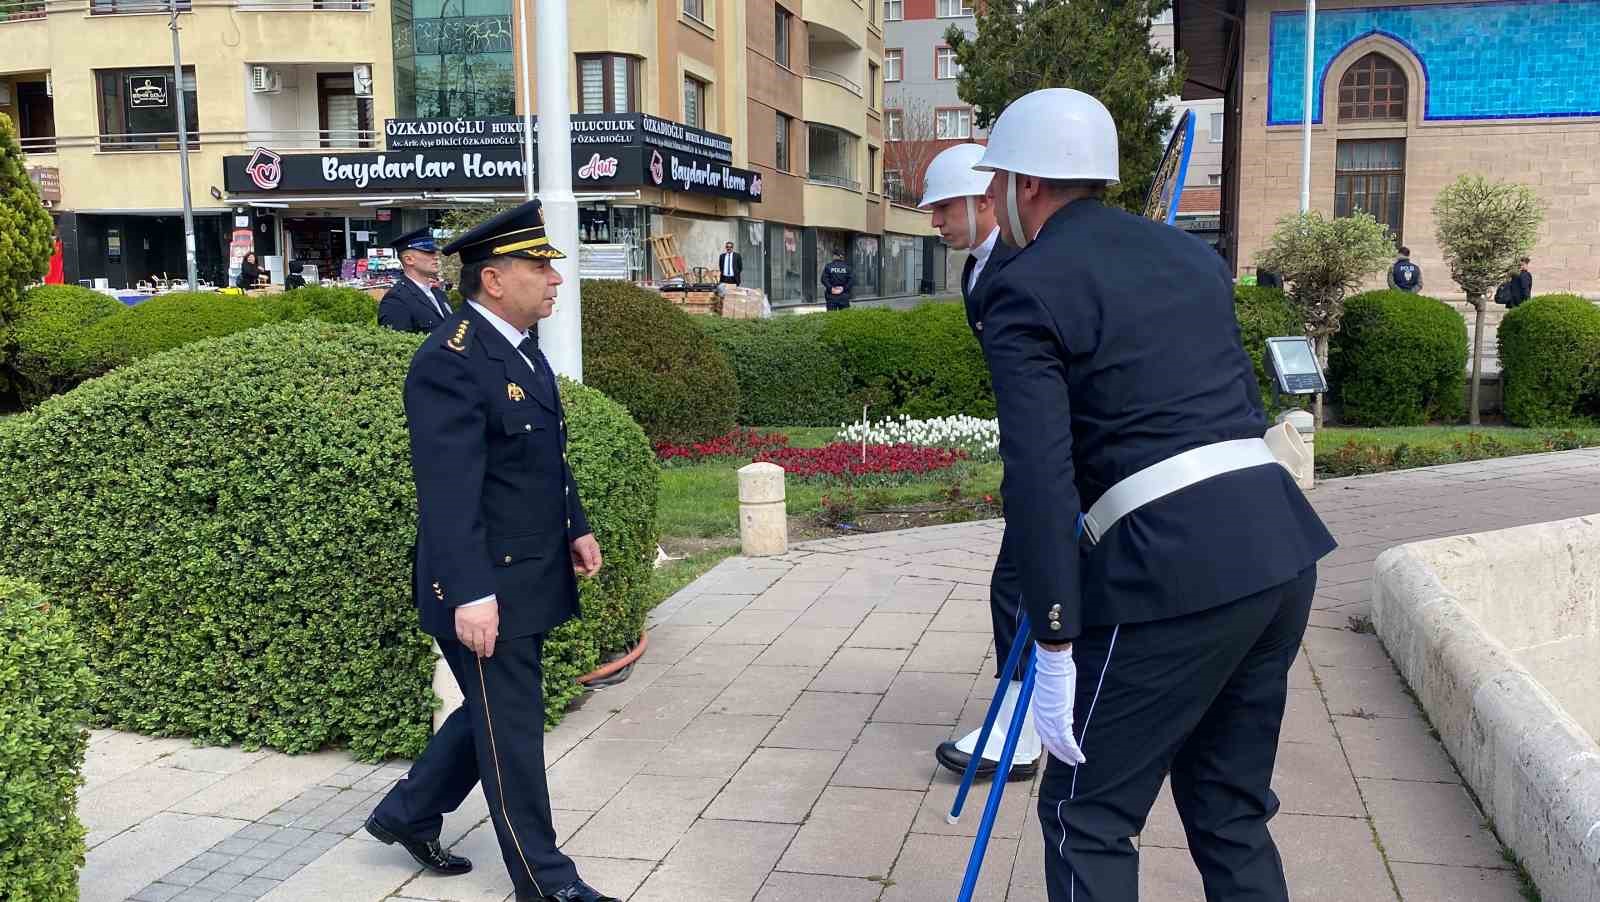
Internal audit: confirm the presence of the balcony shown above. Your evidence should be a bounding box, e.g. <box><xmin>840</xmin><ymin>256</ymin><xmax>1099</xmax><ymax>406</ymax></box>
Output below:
<box><xmin>0</xmin><ymin>0</ymin><xmax>44</xmax><ymax>20</ymax></box>
<box><xmin>89</xmin><ymin>0</ymin><xmax>191</xmax><ymax>14</ymax></box>
<box><xmin>801</xmin><ymin>0</ymin><xmax>864</xmax><ymax>56</ymax></box>
<box><xmin>806</xmin><ymin>66</ymin><xmax>861</xmax><ymax>96</ymax></box>
<box><xmin>244</xmin><ymin>63</ymin><xmax>377</xmax><ymax>150</ymax></box>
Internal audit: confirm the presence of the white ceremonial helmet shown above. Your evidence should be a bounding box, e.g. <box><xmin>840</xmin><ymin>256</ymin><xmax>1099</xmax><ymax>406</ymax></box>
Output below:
<box><xmin>919</xmin><ymin>143</ymin><xmax>994</xmax><ymax>247</ymax></box>
<box><xmin>975</xmin><ymin>88</ymin><xmax>1120</xmax><ymax>247</ymax></box>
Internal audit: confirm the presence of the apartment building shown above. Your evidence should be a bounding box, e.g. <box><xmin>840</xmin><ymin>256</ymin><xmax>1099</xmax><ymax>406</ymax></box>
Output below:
<box><xmin>879</xmin><ymin>0</ymin><xmax>983</xmax><ymax>205</ymax></box>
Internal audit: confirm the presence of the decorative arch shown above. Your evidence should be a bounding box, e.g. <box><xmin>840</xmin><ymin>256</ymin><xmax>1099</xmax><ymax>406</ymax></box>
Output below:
<box><xmin>1338</xmin><ymin>53</ymin><xmax>1407</xmax><ymax>122</ymax></box>
<box><xmin>1319</xmin><ymin>34</ymin><xmax>1428</xmax><ymax>127</ymax></box>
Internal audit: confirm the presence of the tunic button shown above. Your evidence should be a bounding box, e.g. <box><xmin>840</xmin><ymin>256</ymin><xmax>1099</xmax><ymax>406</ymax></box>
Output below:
<box><xmin>1049</xmin><ymin>621</ymin><xmax>1062</xmax><ymax>631</ymax></box>
<box><xmin>975</xmin><ymin>321</ymin><xmax>984</xmax><ymax>331</ymax></box>
<box><xmin>1049</xmin><ymin>603</ymin><xmax>1061</xmax><ymax>615</ymax></box>
<box><xmin>503</xmin><ymin>555</ymin><xmax>512</xmax><ymax>564</ymax></box>
<box><xmin>566</xmin><ymin>518</ymin><xmax>572</xmax><ymax>528</ymax></box>
<box><xmin>524</xmin><ymin>424</ymin><xmax>531</xmax><ymax>431</ymax></box>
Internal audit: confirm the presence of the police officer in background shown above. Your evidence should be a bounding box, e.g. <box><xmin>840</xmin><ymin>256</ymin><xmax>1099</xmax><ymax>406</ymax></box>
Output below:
<box><xmin>378</xmin><ymin>227</ymin><xmax>455</xmax><ymax>333</ymax></box>
<box><xmin>366</xmin><ymin>200</ymin><xmax>619</xmax><ymax>902</ymax></box>
<box><xmin>821</xmin><ymin>248</ymin><xmax>853</xmax><ymax>309</ymax></box>
<box><xmin>1388</xmin><ymin>246</ymin><xmax>1422</xmax><ymax>293</ymax></box>
<box><xmin>973</xmin><ymin>89</ymin><xmax>1335</xmax><ymax>901</ymax></box>
<box><xmin>917</xmin><ymin>143</ymin><xmax>1037</xmax><ymax>783</ymax></box>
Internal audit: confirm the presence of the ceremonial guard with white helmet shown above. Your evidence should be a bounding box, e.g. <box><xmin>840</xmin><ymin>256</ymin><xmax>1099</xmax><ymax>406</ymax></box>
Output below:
<box><xmin>918</xmin><ymin>143</ymin><xmax>1038</xmax><ymax>783</ymax></box>
<box><xmin>972</xmin><ymin>88</ymin><xmax>1335</xmax><ymax>901</ymax></box>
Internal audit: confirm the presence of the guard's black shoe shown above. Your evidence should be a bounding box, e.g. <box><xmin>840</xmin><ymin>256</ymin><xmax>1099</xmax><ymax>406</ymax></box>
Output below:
<box><xmin>364</xmin><ymin>814</ymin><xmax>472</xmax><ymax>876</ymax></box>
<box><xmin>936</xmin><ymin>741</ymin><xmax>1039</xmax><ymax>783</ymax></box>
<box><xmin>517</xmin><ymin>879</ymin><xmax>621</xmax><ymax>901</ymax></box>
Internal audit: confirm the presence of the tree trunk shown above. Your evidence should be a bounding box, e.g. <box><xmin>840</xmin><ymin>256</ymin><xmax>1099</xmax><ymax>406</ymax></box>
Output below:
<box><xmin>1313</xmin><ymin>333</ymin><xmax>1329</xmax><ymax>428</ymax></box>
<box><xmin>1468</xmin><ymin>295</ymin><xmax>1486</xmax><ymax>426</ymax></box>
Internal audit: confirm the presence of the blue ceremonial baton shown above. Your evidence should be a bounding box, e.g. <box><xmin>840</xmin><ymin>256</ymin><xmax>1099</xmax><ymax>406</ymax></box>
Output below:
<box><xmin>950</xmin><ymin>514</ymin><xmax>1085</xmax><ymax>902</ymax></box>
<box><xmin>1143</xmin><ymin>109</ymin><xmax>1197</xmax><ymax>227</ymax></box>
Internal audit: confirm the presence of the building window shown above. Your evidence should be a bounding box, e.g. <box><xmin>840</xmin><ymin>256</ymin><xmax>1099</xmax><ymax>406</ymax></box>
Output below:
<box><xmin>884</xmin><ymin>168</ymin><xmax>905</xmax><ymax>203</ymax></box>
<box><xmin>684</xmin><ymin>0</ymin><xmax>706</xmax><ymax>22</ymax></box>
<box><xmin>91</xmin><ymin>0</ymin><xmax>190</xmax><ymax>15</ymax></box>
<box><xmin>1334</xmin><ymin>139</ymin><xmax>1405</xmax><ymax>241</ymax></box>
<box><xmin>683</xmin><ymin>75</ymin><xmax>708</xmax><ymax>128</ymax></box>
<box><xmin>1339</xmin><ymin>53</ymin><xmax>1407</xmax><ymax>122</ymax></box>
<box><xmin>318</xmin><ymin>73</ymin><xmax>374</xmax><ymax>148</ymax></box>
<box><xmin>774</xmin><ymin>6</ymin><xmax>792</xmax><ymax>68</ymax></box>
<box><xmin>96</xmin><ymin>67</ymin><xmax>199</xmax><ymax>151</ymax></box>
<box><xmin>935</xmin><ymin>47</ymin><xmax>960</xmax><ymax>80</ymax></box>
<box><xmin>1209</xmin><ymin>111</ymin><xmax>1223</xmax><ymax>142</ymax></box>
<box><xmin>867</xmin><ymin>63</ymin><xmax>878</xmax><ymax>109</ymax></box>
<box><xmin>885</xmin><ymin>49</ymin><xmax>902</xmax><ymax>82</ymax></box>
<box><xmin>578</xmin><ymin>54</ymin><xmax>639</xmax><ymax>114</ymax></box>
<box><xmin>14</xmin><ymin>81</ymin><xmax>56</xmax><ymax>154</ymax></box>
<box><xmin>807</xmin><ymin>123</ymin><xmax>859</xmax><ymax>190</ymax></box>
<box><xmin>868</xmin><ymin>146</ymin><xmax>879</xmax><ymax>193</ymax></box>
<box><xmin>935</xmin><ymin>107</ymin><xmax>972</xmax><ymax>139</ymax></box>
<box><xmin>776</xmin><ymin>111</ymin><xmax>792</xmax><ymax>172</ymax></box>
<box><xmin>885</xmin><ymin>109</ymin><xmax>903</xmax><ymax>141</ymax></box>
<box><xmin>936</xmin><ymin>0</ymin><xmax>973</xmax><ymax>16</ymax></box>
<box><xmin>393</xmin><ymin>0</ymin><xmax>515</xmax><ymax>119</ymax></box>
<box><xmin>883</xmin><ymin>0</ymin><xmax>902</xmax><ymax>20</ymax></box>
<box><xmin>1208</xmin><ymin>172</ymin><xmax>1222</xmax><ymax>185</ymax></box>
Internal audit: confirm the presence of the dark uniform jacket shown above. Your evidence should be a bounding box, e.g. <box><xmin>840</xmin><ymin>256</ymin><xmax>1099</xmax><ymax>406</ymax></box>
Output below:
<box><xmin>821</xmin><ymin>260</ymin><xmax>853</xmax><ymax>303</ymax></box>
<box><xmin>380</xmin><ymin>277</ymin><xmax>454</xmax><ymax>334</ymax></box>
<box><xmin>979</xmin><ymin>199</ymin><xmax>1334</xmax><ymax>644</ymax></box>
<box><xmin>403</xmin><ymin>304</ymin><xmax>592</xmax><ymax>641</ymax></box>
<box><xmin>960</xmin><ymin>235</ymin><xmax>1020</xmax><ymax>337</ymax></box>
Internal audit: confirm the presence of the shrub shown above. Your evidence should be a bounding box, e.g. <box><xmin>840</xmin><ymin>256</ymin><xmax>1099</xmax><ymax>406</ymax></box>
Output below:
<box><xmin>817</xmin><ymin>303</ymin><xmax>993</xmax><ymax>419</ymax></box>
<box><xmin>0</xmin><ymin>576</ymin><xmax>94</xmax><ymax>902</ymax></box>
<box><xmin>1499</xmin><ymin>294</ymin><xmax>1600</xmax><ymax>427</ymax></box>
<box><xmin>0</xmin><ymin>112</ymin><xmax>54</xmax><ymax>337</ymax></box>
<box><xmin>4</xmin><ymin>285</ymin><xmax>124</xmax><ymax>404</ymax></box>
<box><xmin>0</xmin><ymin>322</ymin><xmax>659</xmax><ymax>758</ymax></box>
<box><xmin>697</xmin><ymin>316</ymin><xmax>856</xmax><ymax>426</ymax></box>
<box><xmin>79</xmin><ymin>291</ymin><xmax>272</xmax><ymax>375</ymax></box>
<box><xmin>1329</xmin><ymin>290</ymin><xmax>1467</xmax><ymax>426</ymax></box>
<box><xmin>580</xmin><ymin>280</ymin><xmax>739</xmax><ymax>444</ymax></box>
<box><xmin>262</xmin><ymin>285</ymin><xmax>379</xmax><ymax>325</ymax></box>
<box><xmin>1233</xmin><ymin>285</ymin><xmax>1305</xmax><ymax>409</ymax></box>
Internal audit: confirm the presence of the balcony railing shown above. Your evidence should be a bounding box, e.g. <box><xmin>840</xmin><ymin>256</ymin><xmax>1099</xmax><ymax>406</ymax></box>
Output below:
<box><xmin>241</xmin><ymin>128</ymin><xmax>379</xmax><ymax>149</ymax></box>
<box><xmin>807</xmin><ymin>172</ymin><xmax>862</xmax><ymax>191</ymax></box>
<box><xmin>236</xmin><ymin>0</ymin><xmax>371</xmax><ymax>10</ymax></box>
<box><xmin>18</xmin><ymin>136</ymin><xmax>58</xmax><ymax>154</ymax></box>
<box><xmin>98</xmin><ymin>131</ymin><xmax>202</xmax><ymax>152</ymax></box>
<box><xmin>0</xmin><ymin>0</ymin><xmax>45</xmax><ymax>20</ymax></box>
<box><xmin>90</xmin><ymin>0</ymin><xmax>190</xmax><ymax>14</ymax></box>
<box><xmin>806</xmin><ymin>66</ymin><xmax>862</xmax><ymax>96</ymax></box>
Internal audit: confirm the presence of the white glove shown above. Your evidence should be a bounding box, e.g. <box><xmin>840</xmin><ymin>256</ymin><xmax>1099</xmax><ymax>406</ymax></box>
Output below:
<box><xmin>1030</xmin><ymin>644</ymin><xmax>1086</xmax><ymax>766</ymax></box>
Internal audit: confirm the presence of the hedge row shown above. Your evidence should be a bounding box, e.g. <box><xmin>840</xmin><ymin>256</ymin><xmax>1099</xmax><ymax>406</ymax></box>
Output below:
<box><xmin>697</xmin><ymin>315</ymin><xmax>856</xmax><ymax>426</ymax></box>
<box><xmin>3</xmin><ymin>285</ymin><xmax>378</xmax><ymax>405</ymax></box>
<box><xmin>1330</xmin><ymin>290</ymin><xmax>1467</xmax><ymax>426</ymax></box>
<box><xmin>1499</xmin><ymin>294</ymin><xmax>1600</xmax><ymax>427</ymax></box>
<box><xmin>0</xmin><ymin>577</ymin><xmax>93</xmax><ymax>902</ymax></box>
<box><xmin>0</xmin><ymin>322</ymin><xmax>658</xmax><ymax>759</ymax></box>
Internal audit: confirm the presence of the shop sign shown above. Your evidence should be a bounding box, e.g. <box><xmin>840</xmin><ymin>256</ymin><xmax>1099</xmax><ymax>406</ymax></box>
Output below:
<box><xmin>26</xmin><ymin>166</ymin><xmax>60</xmax><ymax>204</ymax></box>
<box><xmin>644</xmin><ymin>147</ymin><xmax>763</xmax><ymax>202</ymax></box>
<box><xmin>384</xmin><ymin>113</ymin><xmax>734</xmax><ymax>165</ymax></box>
<box><xmin>129</xmin><ymin>75</ymin><xmax>168</xmax><ymax>109</ymax></box>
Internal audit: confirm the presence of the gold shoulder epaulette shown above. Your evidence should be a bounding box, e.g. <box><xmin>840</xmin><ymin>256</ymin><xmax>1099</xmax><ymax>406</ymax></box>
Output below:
<box><xmin>444</xmin><ymin>317</ymin><xmax>473</xmax><ymax>355</ymax></box>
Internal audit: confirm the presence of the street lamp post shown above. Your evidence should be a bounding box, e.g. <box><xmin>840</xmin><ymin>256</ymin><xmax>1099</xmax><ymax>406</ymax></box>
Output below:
<box><xmin>533</xmin><ymin>0</ymin><xmax>583</xmax><ymax>380</ymax></box>
<box><xmin>169</xmin><ymin>3</ymin><xmax>198</xmax><ymax>291</ymax></box>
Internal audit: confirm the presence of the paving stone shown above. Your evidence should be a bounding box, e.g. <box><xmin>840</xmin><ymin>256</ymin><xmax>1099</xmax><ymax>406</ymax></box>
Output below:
<box><xmin>790</xmin><ymin>596</ymin><xmax>873</xmax><ymax>630</ymax></box>
<box><xmin>256</xmin><ymin>835</ymin><xmax>416</xmax><ymax>902</ymax></box>
<box><xmin>589</xmin><ymin>683</ymin><xmax>723</xmax><ymax>742</ymax></box>
<box><xmin>161</xmin><ymin>867</ymin><xmax>212</xmax><ymax>887</ymax></box>
<box><xmin>662</xmin><ymin>593</ymin><xmax>756</xmax><ymax>627</ymax></box>
<box><xmin>643</xmin><ymin>713</ymin><xmax>779</xmax><ymax>779</ymax></box>
<box><xmin>543</xmin><ymin>739</ymin><xmax>665</xmax><ymax>812</ymax></box>
<box><xmin>703</xmin><ymin>747</ymin><xmax>844</xmax><ymax>823</ymax></box>
<box><xmin>1272</xmin><ymin>740</ymin><xmax>1366</xmax><ymax>817</ymax></box>
<box><xmin>1140</xmin><ymin>779</ymin><xmax>1188</xmax><ymax>849</ymax></box>
<box><xmin>640</xmin><ymin>624</ymin><xmax>717</xmax><ymax>665</ymax></box>
<box><xmin>705</xmin><ymin>608</ymin><xmax>802</xmax><ymax>646</ymax></box>
<box><xmin>778</xmin><ymin>786</ymin><xmax>922</xmax><ymax>878</ymax></box>
<box><xmin>873</xmin><ymin>671</ymin><xmax>975</xmax><ymax>725</ymax></box>
<box><xmin>1335</xmin><ymin>714</ymin><xmax>1460</xmax><ymax>783</ymax></box>
<box><xmin>212</xmin><ymin>836</ymin><xmax>261</xmax><ymax>856</ymax></box>
<box><xmin>929</xmin><ymin>598</ymin><xmax>995</xmax><ymax>633</ymax></box>
<box><xmin>1389</xmin><ymin>862</ymin><xmax>1526</xmax><ymax>901</ymax></box>
<box><xmin>1360</xmin><ymin>778</ymin><xmax>1508</xmax><ymax>869</ymax></box>
<box><xmin>251</xmin><ymin>858</ymin><xmax>305</xmax><ymax>881</ymax></box>
<box><xmin>229</xmin><ymin>876</ymin><xmax>281</xmax><ymax>899</ymax></box>
<box><xmin>162</xmin><ymin>746</ymin><xmax>271</xmax><ymax>776</ymax></box>
<box><xmin>132</xmin><ymin>883</ymin><xmax>188</xmax><ymax>902</ymax></box>
<box><xmin>631</xmin><ymin>818</ymin><xmax>797</xmax><ymax>902</ymax></box>
<box><xmin>832</xmin><ymin>722</ymin><xmax>948</xmax><ymax>791</ymax></box>
<box><xmin>1275</xmin><ymin>813</ymin><xmax>1398</xmax><ymax>900</ymax></box>
<box><xmin>1279</xmin><ymin>688</ymin><xmax>1338</xmax><ymax>745</ymax></box>
<box><xmin>709</xmin><ymin>665</ymin><xmax>817</xmax><ymax>716</ymax></box>
<box><xmin>561</xmin><ymin>774</ymin><xmax>725</xmax><ymax>860</ymax></box>
<box><xmin>80</xmin><ymin>763</ymin><xmax>230</xmax><ymax>847</ymax></box>
<box><xmin>903</xmin><ymin>630</ymin><xmax>992</xmax><ymax>674</ymax></box>
<box><xmin>80</xmin><ymin>733</ymin><xmax>195</xmax><ymax>793</ymax></box>
<box><xmin>402</xmin><ymin>821</ymin><xmax>512</xmax><ymax>902</ymax></box>
<box><xmin>809</xmin><ymin>646</ymin><xmax>910</xmax><ymax>694</ymax></box>
<box><xmin>651</xmin><ymin>644</ymin><xmax>764</xmax><ymax>691</ymax></box>
<box><xmin>565</xmin><ymin>856</ymin><xmax>656</xmax><ymax>900</ymax></box>
<box><xmin>914</xmin><ymin>770</ymin><xmax>1033</xmax><ymax>839</ymax></box>
<box><xmin>216</xmin><ymin>856</ymin><xmax>267</xmax><ymax>877</ymax></box>
<box><xmin>1302</xmin><ymin>626</ymin><xmax>1396</xmax><ymax>670</ymax></box>
<box><xmin>746</xmin><ymin>582</ymin><xmax>828</xmax><ymax>610</ymax></box>
<box><xmin>882</xmin><ymin>831</ymin><xmax>1017</xmax><ymax>901</ymax></box>
<box><xmin>876</xmin><ymin>578</ymin><xmax>956</xmax><ymax>613</ymax></box>
<box><xmin>1288</xmin><ymin>649</ymin><xmax>1315</xmax><ymax>690</ymax></box>
<box><xmin>754</xmin><ymin>872</ymin><xmax>884</xmax><ymax>901</ymax></box>
<box><xmin>1316</xmin><ymin>664</ymin><xmax>1423</xmax><ymax>719</ymax></box>
<box><xmin>173</xmin><ymin>889</ymin><xmax>223</xmax><ymax>902</ymax></box>
<box><xmin>846</xmin><ymin>611</ymin><xmax>933</xmax><ymax>649</ymax></box>
<box><xmin>196</xmin><ymin>871</ymin><xmax>247</xmax><ymax>892</ymax></box>
<box><xmin>1137</xmin><ymin>845</ymin><xmax>1207</xmax><ymax>901</ymax></box>
<box><xmin>752</xmin><ymin>626</ymin><xmax>852</xmax><ymax>667</ymax></box>
<box><xmin>172</xmin><ymin>748</ymin><xmax>349</xmax><ymax>821</ymax></box>
<box><xmin>763</xmin><ymin>691</ymin><xmax>878</xmax><ymax>751</ymax></box>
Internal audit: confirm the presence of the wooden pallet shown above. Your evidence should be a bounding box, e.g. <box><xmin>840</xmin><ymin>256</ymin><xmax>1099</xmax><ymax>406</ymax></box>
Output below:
<box><xmin>649</xmin><ymin>235</ymin><xmax>688</xmax><ymax>281</ymax></box>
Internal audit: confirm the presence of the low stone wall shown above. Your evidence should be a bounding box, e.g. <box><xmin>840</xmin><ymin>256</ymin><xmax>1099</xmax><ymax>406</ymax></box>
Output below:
<box><xmin>1373</xmin><ymin>516</ymin><xmax>1600</xmax><ymax>902</ymax></box>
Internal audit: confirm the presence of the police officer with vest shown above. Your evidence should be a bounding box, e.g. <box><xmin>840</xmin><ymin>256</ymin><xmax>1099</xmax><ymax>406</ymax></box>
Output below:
<box><xmin>820</xmin><ymin>249</ymin><xmax>853</xmax><ymax>309</ymax></box>
<box><xmin>378</xmin><ymin>227</ymin><xmax>455</xmax><ymax>334</ymax></box>
<box><xmin>917</xmin><ymin>143</ymin><xmax>1038</xmax><ymax>783</ymax></box>
<box><xmin>365</xmin><ymin>200</ymin><xmax>619</xmax><ymax>902</ymax></box>
<box><xmin>972</xmin><ymin>89</ymin><xmax>1335</xmax><ymax>901</ymax></box>
<box><xmin>1388</xmin><ymin>246</ymin><xmax>1422</xmax><ymax>293</ymax></box>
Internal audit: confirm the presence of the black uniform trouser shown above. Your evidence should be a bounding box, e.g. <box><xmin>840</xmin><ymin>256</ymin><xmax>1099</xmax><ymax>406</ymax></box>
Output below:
<box><xmin>373</xmin><ymin>635</ymin><xmax>576</xmax><ymax>898</ymax></box>
<box><xmin>991</xmin><ymin>526</ymin><xmax>1030</xmax><ymax>681</ymax></box>
<box><xmin>1037</xmin><ymin>565</ymin><xmax>1316</xmax><ymax>902</ymax></box>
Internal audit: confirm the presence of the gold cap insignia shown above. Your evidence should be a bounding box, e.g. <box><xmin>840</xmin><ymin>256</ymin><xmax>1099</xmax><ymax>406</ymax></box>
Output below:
<box><xmin>507</xmin><ymin>382</ymin><xmax>526</xmax><ymax>402</ymax></box>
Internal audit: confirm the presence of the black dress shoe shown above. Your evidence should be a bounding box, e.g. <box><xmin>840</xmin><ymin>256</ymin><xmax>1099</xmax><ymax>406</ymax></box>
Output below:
<box><xmin>517</xmin><ymin>879</ymin><xmax>621</xmax><ymax>901</ymax></box>
<box><xmin>936</xmin><ymin>741</ymin><xmax>1039</xmax><ymax>782</ymax></box>
<box><xmin>364</xmin><ymin>814</ymin><xmax>472</xmax><ymax>876</ymax></box>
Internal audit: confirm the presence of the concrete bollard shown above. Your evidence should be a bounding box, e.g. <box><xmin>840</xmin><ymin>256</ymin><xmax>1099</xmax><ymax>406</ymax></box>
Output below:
<box><xmin>431</xmin><ymin>640</ymin><xmax>464</xmax><ymax>732</ymax></box>
<box><xmin>738</xmin><ymin>462</ymin><xmax>788</xmax><ymax>556</ymax></box>
<box><xmin>1269</xmin><ymin>408</ymin><xmax>1316</xmax><ymax>491</ymax></box>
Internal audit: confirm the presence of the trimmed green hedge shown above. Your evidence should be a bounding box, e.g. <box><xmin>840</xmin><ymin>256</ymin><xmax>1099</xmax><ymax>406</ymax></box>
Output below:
<box><xmin>1329</xmin><ymin>290</ymin><xmax>1467</xmax><ymax>426</ymax></box>
<box><xmin>1233</xmin><ymin>285</ymin><xmax>1305</xmax><ymax>409</ymax></box>
<box><xmin>818</xmin><ymin>303</ymin><xmax>993</xmax><ymax>419</ymax></box>
<box><xmin>0</xmin><ymin>322</ymin><xmax>658</xmax><ymax>758</ymax></box>
<box><xmin>80</xmin><ymin>291</ymin><xmax>273</xmax><ymax>374</ymax></box>
<box><xmin>580</xmin><ymin>280</ymin><xmax>739</xmax><ymax>444</ymax></box>
<box><xmin>0</xmin><ymin>576</ymin><xmax>94</xmax><ymax>902</ymax></box>
<box><xmin>697</xmin><ymin>315</ymin><xmax>856</xmax><ymax>426</ymax></box>
<box><xmin>4</xmin><ymin>285</ymin><xmax>124</xmax><ymax>405</ymax></box>
<box><xmin>1499</xmin><ymin>294</ymin><xmax>1600</xmax><ymax>427</ymax></box>
<box><xmin>259</xmin><ymin>285</ymin><xmax>378</xmax><ymax>326</ymax></box>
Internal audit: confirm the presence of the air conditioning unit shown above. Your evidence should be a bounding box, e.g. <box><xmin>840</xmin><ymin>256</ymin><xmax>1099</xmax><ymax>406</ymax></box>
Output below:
<box><xmin>352</xmin><ymin>64</ymin><xmax>373</xmax><ymax>97</ymax></box>
<box><xmin>250</xmin><ymin>65</ymin><xmax>282</xmax><ymax>94</ymax></box>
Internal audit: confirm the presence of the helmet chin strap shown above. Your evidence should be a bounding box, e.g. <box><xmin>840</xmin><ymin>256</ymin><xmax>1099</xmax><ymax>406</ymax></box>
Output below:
<box><xmin>964</xmin><ymin>196</ymin><xmax>978</xmax><ymax>248</ymax></box>
<box><xmin>1005</xmin><ymin>171</ymin><xmax>1029</xmax><ymax>248</ymax></box>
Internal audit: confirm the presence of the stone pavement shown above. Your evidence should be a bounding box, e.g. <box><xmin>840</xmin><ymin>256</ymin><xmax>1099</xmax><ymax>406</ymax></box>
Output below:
<box><xmin>80</xmin><ymin>448</ymin><xmax>1600</xmax><ymax>902</ymax></box>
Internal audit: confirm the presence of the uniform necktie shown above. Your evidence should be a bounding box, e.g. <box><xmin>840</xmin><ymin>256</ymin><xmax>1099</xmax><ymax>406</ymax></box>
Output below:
<box><xmin>517</xmin><ymin>335</ymin><xmax>541</xmax><ymax>375</ymax></box>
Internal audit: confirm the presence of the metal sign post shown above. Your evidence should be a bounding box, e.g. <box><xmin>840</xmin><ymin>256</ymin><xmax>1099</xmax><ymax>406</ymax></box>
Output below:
<box><xmin>169</xmin><ymin>5</ymin><xmax>198</xmax><ymax>291</ymax></box>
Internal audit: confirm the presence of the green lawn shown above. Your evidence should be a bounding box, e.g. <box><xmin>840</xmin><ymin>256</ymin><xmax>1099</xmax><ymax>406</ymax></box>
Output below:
<box><xmin>1315</xmin><ymin>425</ymin><xmax>1600</xmax><ymax>477</ymax></box>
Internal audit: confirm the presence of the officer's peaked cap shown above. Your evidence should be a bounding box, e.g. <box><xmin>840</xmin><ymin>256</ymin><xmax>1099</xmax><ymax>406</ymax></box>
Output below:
<box><xmin>388</xmin><ymin>227</ymin><xmax>438</xmax><ymax>254</ymax></box>
<box><xmin>443</xmin><ymin>199</ymin><xmax>567</xmax><ymax>264</ymax></box>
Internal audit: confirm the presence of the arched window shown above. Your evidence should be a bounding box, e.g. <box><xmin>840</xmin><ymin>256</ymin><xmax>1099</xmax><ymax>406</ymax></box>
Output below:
<box><xmin>1338</xmin><ymin>53</ymin><xmax>1407</xmax><ymax>122</ymax></box>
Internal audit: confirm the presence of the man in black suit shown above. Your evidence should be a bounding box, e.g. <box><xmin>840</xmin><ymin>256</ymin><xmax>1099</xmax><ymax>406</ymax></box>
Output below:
<box><xmin>366</xmin><ymin>200</ymin><xmax>619</xmax><ymax>902</ymax></box>
<box><xmin>917</xmin><ymin>143</ymin><xmax>1036</xmax><ymax>784</ymax></box>
<box><xmin>717</xmin><ymin>241</ymin><xmax>743</xmax><ymax>286</ymax></box>
<box><xmin>973</xmin><ymin>89</ymin><xmax>1335</xmax><ymax>902</ymax></box>
<box><xmin>378</xmin><ymin>227</ymin><xmax>454</xmax><ymax>333</ymax></box>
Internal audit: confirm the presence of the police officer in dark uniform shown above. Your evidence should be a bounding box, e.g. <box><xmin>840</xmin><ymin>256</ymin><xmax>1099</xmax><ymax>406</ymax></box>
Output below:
<box><xmin>821</xmin><ymin>249</ymin><xmax>853</xmax><ymax>309</ymax></box>
<box><xmin>973</xmin><ymin>89</ymin><xmax>1335</xmax><ymax>901</ymax></box>
<box><xmin>365</xmin><ymin>200</ymin><xmax>620</xmax><ymax>902</ymax></box>
<box><xmin>917</xmin><ymin>143</ymin><xmax>1036</xmax><ymax>782</ymax></box>
<box><xmin>378</xmin><ymin>227</ymin><xmax>454</xmax><ymax>333</ymax></box>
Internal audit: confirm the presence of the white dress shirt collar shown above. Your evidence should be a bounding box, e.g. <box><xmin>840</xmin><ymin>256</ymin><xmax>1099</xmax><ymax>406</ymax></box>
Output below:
<box><xmin>467</xmin><ymin>300</ymin><xmax>532</xmax><ymax>351</ymax></box>
<box><xmin>968</xmin><ymin>227</ymin><xmax>1001</xmax><ymax>293</ymax></box>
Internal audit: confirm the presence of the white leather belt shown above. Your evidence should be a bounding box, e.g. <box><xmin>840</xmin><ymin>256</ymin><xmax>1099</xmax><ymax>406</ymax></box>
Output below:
<box><xmin>1082</xmin><ymin>438</ymin><xmax>1280</xmax><ymax>544</ymax></box>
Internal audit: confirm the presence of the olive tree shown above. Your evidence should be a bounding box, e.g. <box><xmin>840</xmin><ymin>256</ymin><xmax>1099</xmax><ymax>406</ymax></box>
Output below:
<box><xmin>1433</xmin><ymin>174</ymin><xmax>1544</xmax><ymax>424</ymax></box>
<box><xmin>1255</xmin><ymin>210</ymin><xmax>1395</xmax><ymax>426</ymax></box>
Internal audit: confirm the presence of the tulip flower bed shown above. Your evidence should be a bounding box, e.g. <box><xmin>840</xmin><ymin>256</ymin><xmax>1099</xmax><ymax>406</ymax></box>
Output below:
<box><xmin>755</xmin><ymin>442</ymin><xmax>969</xmax><ymax>484</ymax></box>
<box><xmin>835</xmin><ymin>414</ymin><xmax>1000</xmax><ymax>462</ymax></box>
<box><xmin>655</xmin><ymin>427</ymin><xmax>792</xmax><ymax>464</ymax></box>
